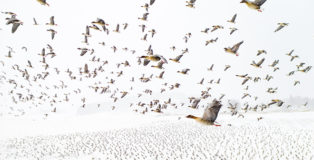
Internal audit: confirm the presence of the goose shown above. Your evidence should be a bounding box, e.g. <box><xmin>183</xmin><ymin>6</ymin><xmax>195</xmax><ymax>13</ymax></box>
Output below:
<box><xmin>33</xmin><ymin>18</ymin><xmax>38</xmax><ymax>25</ymax></box>
<box><xmin>122</xmin><ymin>23</ymin><xmax>128</xmax><ymax>30</ymax></box>
<box><xmin>286</xmin><ymin>49</ymin><xmax>294</xmax><ymax>56</ymax></box>
<box><xmin>294</xmin><ymin>81</ymin><xmax>300</xmax><ymax>86</ymax></box>
<box><xmin>46</xmin><ymin>16</ymin><xmax>57</xmax><ymax>26</ymax></box>
<box><xmin>77</xmin><ymin>48</ymin><xmax>90</xmax><ymax>56</ymax></box>
<box><xmin>240</xmin><ymin>0</ymin><xmax>267</xmax><ymax>12</ymax></box>
<box><xmin>138</xmin><ymin>13</ymin><xmax>149</xmax><ymax>21</ymax></box>
<box><xmin>205</xmin><ymin>38</ymin><xmax>218</xmax><ymax>45</ymax></box>
<box><xmin>92</xmin><ymin>18</ymin><xmax>108</xmax><ymax>26</ymax></box>
<box><xmin>229</xmin><ymin>27</ymin><xmax>238</xmax><ymax>35</ymax></box>
<box><xmin>169</xmin><ymin>54</ymin><xmax>183</xmax><ymax>63</ymax></box>
<box><xmin>139</xmin><ymin>24</ymin><xmax>146</xmax><ymax>32</ymax></box>
<box><xmin>37</xmin><ymin>0</ymin><xmax>49</xmax><ymax>6</ymax></box>
<box><xmin>6</xmin><ymin>15</ymin><xmax>23</xmax><ymax>33</ymax></box>
<box><xmin>113</xmin><ymin>24</ymin><xmax>120</xmax><ymax>33</ymax></box>
<box><xmin>141</xmin><ymin>3</ymin><xmax>149</xmax><ymax>12</ymax></box>
<box><xmin>269</xmin><ymin>60</ymin><xmax>279</xmax><ymax>67</ymax></box>
<box><xmin>177</xmin><ymin>68</ymin><xmax>190</xmax><ymax>74</ymax></box>
<box><xmin>47</xmin><ymin>29</ymin><xmax>57</xmax><ymax>40</ymax></box>
<box><xmin>89</xmin><ymin>24</ymin><xmax>102</xmax><ymax>31</ymax></box>
<box><xmin>149</xmin><ymin>29</ymin><xmax>156</xmax><ymax>37</ymax></box>
<box><xmin>211</xmin><ymin>25</ymin><xmax>224</xmax><ymax>32</ymax></box>
<box><xmin>188</xmin><ymin>98</ymin><xmax>201</xmax><ymax>109</ymax></box>
<box><xmin>186</xmin><ymin>0</ymin><xmax>196</xmax><ymax>8</ymax></box>
<box><xmin>207</xmin><ymin>64</ymin><xmax>214</xmax><ymax>71</ymax></box>
<box><xmin>224</xmin><ymin>41</ymin><xmax>244</xmax><ymax>56</ymax></box>
<box><xmin>151</xmin><ymin>61</ymin><xmax>165</xmax><ymax>69</ymax></box>
<box><xmin>82</xmin><ymin>36</ymin><xmax>88</xmax><ymax>45</ymax></box>
<box><xmin>224</xmin><ymin>65</ymin><xmax>231</xmax><ymax>71</ymax></box>
<box><xmin>198</xmin><ymin>78</ymin><xmax>204</xmax><ymax>85</ymax></box>
<box><xmin>227</xmin><ymin>14</ymin><xmax>237</xmax><ymax>23</ymax></box>
<box><xmin>156</xmin><ymin>71</ymin><xmax>165</xmax><ymax>79</ymax></box>
<box><xmin>201</xmin><ymin>28</ymin><xmax>210</xmax><ymax>34</ymax></box>
<box><xmin>82</xmin><ymin>26</ymin><xmax>91</xmax><ymax>37</ymax></box>
<box><xmin>140</xmin><ymin>55</ymin><xmax>168</xmax><ymax>64</ymax></box>
<box><xmin>141</xmin><ymin>33</ymin><xmax>148</xmax><ymax>41</ymax></box>
<box><xmin>251</xmin><ymin>58</ymin><xmax>265</xmax><ymax>68</ymax></box>
<box><xmin>186</xmin><ymin>99</ymin><xmax>222</xmax><ymax>126</ymax></box>
<box><xmin>257</xmin><ymin>50</ymin><xmax>266</xmax><ymax>56</ymax></box>
<box><xmin>274</xmin><ymin>23</ymin><xmax>288</xmax><ymax>32</ymax></box>
<box><xmin>290</xmin><ymin>55</ymin><xmax>299</xmax><ymax>62</ymax></box>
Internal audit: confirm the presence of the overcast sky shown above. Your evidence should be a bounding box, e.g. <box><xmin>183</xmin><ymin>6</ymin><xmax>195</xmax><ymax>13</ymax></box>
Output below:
<box><xmin>1</xmin><ymin>0</ymin><xmax>314</xmax><ymax>111</ymax></box>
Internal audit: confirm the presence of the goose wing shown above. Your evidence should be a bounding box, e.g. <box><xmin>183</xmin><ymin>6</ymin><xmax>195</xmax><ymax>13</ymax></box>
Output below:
<box><xmin>150</xmin><ymin>0</ymin><xmax>155</xmax><ymax>5</ymax></box>
<box><xmin>254</xmin><ymin>0</ymin><xmax>267</xmax><ymax>6</ymax></box>
<box><xmin>202</xmin><ymin>99</ymin><xmax>222</xmax><ymax>123</ymax></box>
<box><xmin>50</xmin><ymin>16</ymin><xmax>55</xmax><ymax>25</ymax></box>
<box><xmin>231</xmin><ymin>41</ymin><xmax>243</xmax><ymax>52</ymax></box>
<box><xmin>256</xmin><ymin>58</ymin><xmax>265</xmax><ymax>66</ymax></box>
<box><xmin>12</xmin><ymin>23</ymin><xmax>20</xmax><ymax>33</ymax></box>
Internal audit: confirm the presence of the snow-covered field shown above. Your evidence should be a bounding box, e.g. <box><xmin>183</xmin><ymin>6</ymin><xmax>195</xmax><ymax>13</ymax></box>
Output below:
<box><xmin>1</xmin><ymin>110</ymin><xmax>314</xmax><ymax>160</ymax></box>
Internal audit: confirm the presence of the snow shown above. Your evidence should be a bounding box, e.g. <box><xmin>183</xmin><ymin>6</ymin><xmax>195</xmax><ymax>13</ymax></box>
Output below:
<box><xmin>1</xmin><ymin>110</ymin><xmax>314</xmax><ymax>160</ymax></box>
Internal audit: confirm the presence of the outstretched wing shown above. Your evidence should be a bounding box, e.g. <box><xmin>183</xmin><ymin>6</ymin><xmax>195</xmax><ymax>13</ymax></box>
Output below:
<box><xmin>158</xmin><ymin>55</ymin><xmax>168</xmax><ymax>64</ymax></box>
<box><xmin>175</xmin><ymin>54</ymin><xmax>183</xmax><ymax>61</ymax></box>
<box><xmin>256</xmin><ymin>58</ymin><xmax>265</xmax><ymax>66</ymax></box>
<box><xmin>150</xmin><ymin>0</ymin><xmax>155</xmax><ymax>5</ymax></box>
<box><xmin>12</xmin><ymin>23</ymin><xmax>20</xmax><ymax>33</ymax></box>
<box><xmin>86</xmin><ymin>26</ymin><xmax>90</xmax><ymax>35</ymax></box>
<box><xmin>202</xmin><ymin>99</ymin><xmax>222</xmax><ymax>123</ymax></box>
<box><xmin>254</xmin><ymin>0</ymin><xmax>267</xmax><ymax>6</ymax></box>
<box><xmin>50</xmin><ymin>16</ymin><xmax>55</xmax><ymax>25</ymax></box>
<box><xmin>231</xmin><ymin>41</ymin><xmax>243</xmax><ymax>53</ymax></box>
<box><xmin>143</xmin><ymin>59</ymin><xmax>150</xmax><ymax>66</ymax></box>
<box><xmin>33</xmin><ymin>18</ymin><xmax>38</xmax><ymax>25</ymax></box>
<box><xmin>274</xmin><ymin>25</ymin><xmax>284</xmax><ymax>32</ymax></box>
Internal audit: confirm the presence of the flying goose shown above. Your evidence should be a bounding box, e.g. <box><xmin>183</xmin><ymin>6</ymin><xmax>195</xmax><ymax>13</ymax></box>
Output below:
<box><xmin>227</xmin><ymin>14</ymin><xmax>237</xmax><ymax>23</ymax></box>
<box><xmin>205</xmin><ymin>38</ymin><xmax>218</xmax><ymax>45</ymax></box>
<box><xmin>188</xmin><ymin>98</ymin><xmax>201</xmax><ymax>109</ymax></box>
<box><xmin>138</xmin><ymin>13</ymin><xmax>149</xmax><ymax>21</ymax></box>
<box><xmin>140</xmin><ymin>55</ymin><xmax>168</xmax><ymax>64</ymax></box>
<box><xmin>113</xmin><ymin>24</ymin><xmax>120</xmax><ymax>33</ymax></box>
<box><xmin>186</xmin><ymin>99</ymin><xmax>222</xmax><ymax>126</ymax></box>
<box><xmin>6</xmin><ymin>15</ymin><xmax>23</xmax><ymax>33</ymax></box>
<box><xmin>37</xmin><ymin>0</ymin><xmax>50</xmax><ymax>6</ymax></box>
<box><xmin>47</xmin><ymin>29</ymin><xmax>57</xmax><ymax>40</ymax></box>
<box><xmin>92</xmin><ymin>18</ymin><xmax>108</xmax><ymax>26</ymax></box>
<box><xmin>274</xmin><ymin>23</ymin><xmax>288</xmax><ymax>32</ymax></box>
<box><xmin>186</xmin><ymin>0</ymin><xmax>196</xmax><ymax>8</ymax></box>
<box><xmin>224</xmin><ymin>41</ymin><xmax>244</xmax><ymax>56</ymax></box>
<box><xmin>46</xmin><ymin>16</ymin><xmax>57</xmax><ymax>26</ymax></box>
<box><xmin>251</xmin><ymin>58</ymin><xmax>265</xmax><ymax>68</ymax></box>
<box><xmin>201</xmin><ymin>28</ymin><xmax>210</xmax><ymax>34</ymax></box>
<box><xmin>141</xmin><ymin>3</ymin><xmax>149</xmax><ymax>12</ymax></box>
<box><xmin>33</xmin><ymin>18</ymin><xmax>38</xmax><ymax>25</ymax></box>
<box><xmin>229</xmin><ymin>27</ymin><xmax>238</xmax><ymax>35</ymax></box>
<box><xmin>257</xmin><ymin>50</ymin><xmax>266</xmax><ymax>56</ymax></box>
<box><xmin>286</xmin><ymin>49</ymin><xmax>294</xmax><ymax>56</ymax></box>
<box><xmin>82</xmin><ymin>26</ymin><xmax>91</xmax><ymax>37</ymax></box>
<box><xmin>177</xmin><ymin>68</ymin><xmax>190</xmax><ymax>74</ymax></box>
<box><xmin>148</xmin><ymin>29</ymin><xmax>156</xmax><ymax>37</ymax></box>
<box><xmin>240</xmin><ymin>0</ymin><xmax>267</xmax><ymax>12</ymax></box>
<box><xmin>169</xmin><ymin>54</ymin><xmax>183</xmax><ymax>63</ymax></box>
<box><xmin>211</xmin><ymin>25</ymin><xmax>224</xmax><ymax>32</ymax></box>
<box><xmin>151</xmin><ymin>61</ymin><xmax>165</xmax><ymax>69</ymax></box>
<box><xmin>156</xmin><ymin>71</ymin><xmax>165</xmax><ymax>79</ymax></box>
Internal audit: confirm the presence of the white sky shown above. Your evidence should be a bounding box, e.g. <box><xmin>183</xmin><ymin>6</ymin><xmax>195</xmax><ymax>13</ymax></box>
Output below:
<box><xmin>1</xmin><ymin>0</ymin><xmax>314</xmax><ymax>112</ymax></box>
